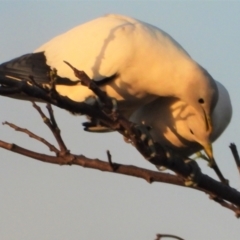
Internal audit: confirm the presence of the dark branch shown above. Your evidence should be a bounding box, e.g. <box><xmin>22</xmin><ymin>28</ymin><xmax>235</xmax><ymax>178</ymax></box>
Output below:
<box><xmin>155</xmin><ymin>233</ymin><xmax>185</xmax><ymax>240</ymax></box>
<box><xmin>106</xmin><ymin>150</ymin><xmax>119</xmax><ymax>171</ymax></box>
<box><xmin>229</xmin><ymin>143</ymin><xmax>240</xmax><ymax>176</ymax></box>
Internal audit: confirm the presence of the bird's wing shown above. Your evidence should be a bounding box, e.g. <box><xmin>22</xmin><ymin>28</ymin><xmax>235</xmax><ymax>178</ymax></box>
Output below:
<box><xmin>0</xmin><ymin>52</ymin><xmax>76</xmax><ymax>85</ymax></box>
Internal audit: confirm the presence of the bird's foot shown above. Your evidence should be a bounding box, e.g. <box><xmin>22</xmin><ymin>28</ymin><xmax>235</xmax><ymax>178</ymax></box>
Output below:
<box><xmin>107</xmin><ymin>97</ymin><xmax>118</xmax><ymax>113</ymax></box>
<box><xmin>82</xmin><ymin>117</ymin><xmax>113</xmax><ymax>133</ymax></box>
<box><xmin>193</xmin><ymin>151</ymin><xmax>209</xmax><ymax>162</ymax></box>
<box><xmin>155</xmin><ymin>165</ymin><xmax>167</xmax><ymax>171</ymax></box>
<box><xmin>87</xmin><ymin>96</ymin><xmax>118</xmax><ymax>114</ymax></box>
<box><xmin>184</xmin><ymin>159</ymin><xmax>202</xmax><ymax>187</ymax></box>
<box><xmin>82</xmin><ymin>96</ymin><xmax>118</xmax><ymax>133</ymax></box>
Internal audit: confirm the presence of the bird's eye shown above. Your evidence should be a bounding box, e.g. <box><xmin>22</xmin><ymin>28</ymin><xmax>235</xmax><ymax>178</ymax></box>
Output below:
<box><xmin>198</xmin><ymin>98</ymin><xmax>204</xmax><ymax>104</ymax></box>
<box><xmin>190</xmin><ymin>129</ymin><xmax>194</xmax><ymax>135</ymax></box>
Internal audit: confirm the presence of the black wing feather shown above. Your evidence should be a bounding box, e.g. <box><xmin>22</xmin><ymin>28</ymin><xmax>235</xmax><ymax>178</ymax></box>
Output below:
<box><xmin>0</xmin><ymin>52</ymin><xmax>77</xmax><ymax>86</ymax></box>
<box><xmin>0</xmin><ymin>52</ymin><xmax>51</xmax><ymax>83</ymax></box>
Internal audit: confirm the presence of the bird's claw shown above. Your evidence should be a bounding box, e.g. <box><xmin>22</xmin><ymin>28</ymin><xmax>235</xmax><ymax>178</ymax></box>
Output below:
<box><xmin>82</xmin><ymin>117</ymin><xmax>113</xmax><ymax>133</ymax></box>
<box><xmin>155</xmin><ymin>166</ymin><xmax>167</xmax><ymax>171</ymax></box>
<box><xmin>82</xmin><ymin>97</ymin><xmax>118</xmax><ymax>132</ymax></box>
<box><xmin>94</xmin><ymin>96</ymin><xmax>118</xmax><ymax>113</ymax></box>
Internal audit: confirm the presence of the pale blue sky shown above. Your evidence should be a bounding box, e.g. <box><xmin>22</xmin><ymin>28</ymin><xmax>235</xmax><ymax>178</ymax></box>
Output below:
<box><xmin>0</xmin><ymin>1</ymin><xmax>240</xmax><ymax>240</ymax></box>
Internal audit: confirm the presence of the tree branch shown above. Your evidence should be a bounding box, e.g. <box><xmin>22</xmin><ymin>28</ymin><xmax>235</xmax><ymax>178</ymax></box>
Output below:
<box><xmin>0</xmin><ymin>66</ymin><xmax>240</xmax><ymax>215</ymax></box>
<box><xmin>3</xmin><ymin>121</ymin><xmax>59</xmax><ymax>154</ymax></box>
<box><xmin>32</xmin><ymin>102</ymin><xmax>69</xmax><ymax>155</ymax></box>
<box><xmin>229</xmin><ymin>143</ymin><xmax>240</xmax><ymax>176</ymax></box>
<box><xmin>155</xmin><ymin>233</ymin><xmax>185</xmax><ymax>240</ymax></box>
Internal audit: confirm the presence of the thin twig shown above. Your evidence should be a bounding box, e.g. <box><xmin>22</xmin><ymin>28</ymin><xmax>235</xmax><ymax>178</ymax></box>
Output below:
<box><xmin>2</xmin><ymin>121</ymin><xmax>59</xmax><ymax>154</ymax></box>
<box><xmin>32</xmin><ymin>102</ymin><xmax>69</xmax><ymax>155</ymax></box>
<box><xmin>64</xmin><ymin>61</ymin><xmax>114</xmax><ymax>113</ymax></box>
<box><xmin>209</xmin><ymin>194</ymin><xmax>240</xmax><ymax>217</ymax></box>
<box><xmin>46</xmin><ymin>103</ymin><xmax>69</xmax><ymax>153</ymax></box>
<box><xmin>155</xmin><ymin>233</ymin><xmax>185</xmax><ymax>240</ymax></box>
<box><xmin>107</xmin><ymin>150</ymin><xmax>119</xmax><ymax>171</ymax></box>
<box><xmin>229</xmin><ymin>143</ymin><xmax>240</xmax><ymax>175</ymax></box>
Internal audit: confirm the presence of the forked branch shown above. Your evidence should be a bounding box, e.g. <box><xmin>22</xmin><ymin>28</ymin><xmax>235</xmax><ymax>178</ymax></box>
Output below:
<box><xmin>0</xmin><ymin>65</ymin><xmax>239</xmax><ymax>215</ymax></box>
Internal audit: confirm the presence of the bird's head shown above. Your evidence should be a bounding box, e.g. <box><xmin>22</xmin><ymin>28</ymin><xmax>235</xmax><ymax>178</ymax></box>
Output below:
<box><xmin>180</xmin><ymin>64</ymin><xmax>218</xmax><ymax>138</ymax></box>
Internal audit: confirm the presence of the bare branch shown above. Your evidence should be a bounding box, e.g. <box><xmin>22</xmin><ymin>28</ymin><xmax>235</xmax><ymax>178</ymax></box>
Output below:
<box><xmin>32</xmin><ymin>102</ymin><xmax>69</xmax><ymax>155</ymax></box>
<box><xmin>64</xmin><ymin>61</ymin><xmax>115</xmax><ymax>114</ymax></box>
<box><xmin>106</xmin><ymin>150</ymin><xmax>119</xmax><ymax>171</ymax></box>
<box><xmin>0</xmin><ymin>65</ymin><xmax>240</xmax><ymax>215</ymax></box>
<box><xmin>0</xmin><ymin>137</ymin><xmax>184</xmax><ymax>184</ymax></box>
<box><xmin>209</xmin><ymin>194</ymin><xmax>240</xmax><ymax>217</ymax></box>
<box><xmin>2</xmin><ymin>121</ymin><xmax>59</xmax><ymax>154</ymax></box>
<box><xmin>229</xmin><ymin>143</ymin><xmax>240</xmax><ymax>176</ymax></box>
<box><xmin>155</xmin><ymin>234</ymin><xmax>185</xmax><ymax>240</ymax></box>
<box><xmin>1</xmin><ymin>113</ymin><xmax>240</xmax><ymax>213</ymax></box>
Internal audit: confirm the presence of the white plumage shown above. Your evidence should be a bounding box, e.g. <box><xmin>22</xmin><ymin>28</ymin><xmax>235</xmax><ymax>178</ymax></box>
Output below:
<box><xmin>130</xmin><ymin>80</ymin><xmax>232</xmax><ymax>158</ymax></box>
<box><xmin>0</xmin><ymin>14</ymin><xmax>218</xmax><ymax>160</ymax></box>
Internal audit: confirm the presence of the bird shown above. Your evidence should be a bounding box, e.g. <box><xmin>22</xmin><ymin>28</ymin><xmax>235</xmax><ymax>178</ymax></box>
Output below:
<box><xmin>0</xmin><ymin>13</ymin><xmax>218</xmax><ymax>161</ymax></box>
<box><xmin>130</xmin><ymin>80</ymin><xmax>232</xmax><ymax>183</ymax></box>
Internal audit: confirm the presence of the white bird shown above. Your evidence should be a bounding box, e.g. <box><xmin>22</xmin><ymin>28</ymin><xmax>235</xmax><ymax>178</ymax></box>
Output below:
<box><xmin>0</xmin><ymin>14</ymin><xmax>218</xmax><ymax>160</ymax></box>
<box><xmin>130</xmin><ymin>80</ymin><xmax>232</xmax><ymax>181</ymax></box>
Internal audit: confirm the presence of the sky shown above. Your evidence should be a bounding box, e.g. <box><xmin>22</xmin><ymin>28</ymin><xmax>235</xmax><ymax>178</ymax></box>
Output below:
<box><xmin>0</xmin><ymin>1</ymin><xmax>240</xmax><ymax>240</ymax></box>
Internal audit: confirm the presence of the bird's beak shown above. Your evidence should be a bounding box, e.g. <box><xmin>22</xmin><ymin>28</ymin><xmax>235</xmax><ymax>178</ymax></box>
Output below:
<box><xmin>203</xmin><ymin>143</ymin><xmax>215</xmax><ymax>167</ymax></box>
